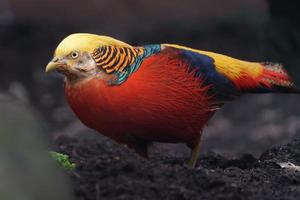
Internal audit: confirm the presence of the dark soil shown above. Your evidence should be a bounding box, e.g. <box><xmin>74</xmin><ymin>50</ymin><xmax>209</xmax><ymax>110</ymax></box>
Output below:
<box><xmin>54</xmin><ymin>134</ymin><xmax>300</xmax><ymax>200</ymax></box>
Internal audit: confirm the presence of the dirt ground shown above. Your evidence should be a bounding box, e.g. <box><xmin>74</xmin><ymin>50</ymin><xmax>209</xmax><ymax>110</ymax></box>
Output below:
<box><xmin>54</xmin><ymin>133</ymin><xmax>300</xmax><ymax>200</ymax></box>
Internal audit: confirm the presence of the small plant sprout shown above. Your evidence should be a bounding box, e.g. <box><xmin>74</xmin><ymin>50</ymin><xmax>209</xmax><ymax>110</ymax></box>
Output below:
<box><xmin>49</xmin><ymin>151</ymin><xmax>76</xmax><ymax>170</ymax></box>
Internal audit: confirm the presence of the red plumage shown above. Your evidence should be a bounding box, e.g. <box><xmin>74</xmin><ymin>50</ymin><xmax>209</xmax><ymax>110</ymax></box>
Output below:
<box><xmin>233</xmin><ymin>62</ymin><xmax>295</xmax><ymax>91</ymax></box>
<box><xmin>65</xmin><ymin>49</ymin><xmax>214</xmax><ymax>156</ymax></box>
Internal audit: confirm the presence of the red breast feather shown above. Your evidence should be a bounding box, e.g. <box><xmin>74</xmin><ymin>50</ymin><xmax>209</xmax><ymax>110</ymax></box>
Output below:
<box><xmin>65</xmin><ymin>49</ymin><xmax>213</xmax><ymax>146</ymax></box>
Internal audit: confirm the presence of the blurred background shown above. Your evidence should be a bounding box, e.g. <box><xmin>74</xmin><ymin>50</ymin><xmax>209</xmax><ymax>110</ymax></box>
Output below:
<box><xmin>0</xmin><ymin>0</ymin><xmax>300</xmax><ymax>158</ymax></box>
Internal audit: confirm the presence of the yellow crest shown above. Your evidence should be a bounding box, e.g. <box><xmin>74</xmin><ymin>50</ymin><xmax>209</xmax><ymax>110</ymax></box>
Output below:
<box><xmin>54</xmin><ymin>33</ymin><xmax>132</xmax><ymax>56</ymax></box>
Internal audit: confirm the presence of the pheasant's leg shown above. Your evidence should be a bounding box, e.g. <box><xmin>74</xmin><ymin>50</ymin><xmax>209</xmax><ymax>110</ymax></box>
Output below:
<box><xmin>188</xmin><ymin>137</ymin><xmax>202</xmax><ymax>168</ymax></box>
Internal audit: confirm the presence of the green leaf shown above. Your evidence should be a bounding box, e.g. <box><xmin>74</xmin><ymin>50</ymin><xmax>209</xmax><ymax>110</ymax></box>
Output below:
<box><xmin>49</xmin><ymin>151</ymin><xmax>76</xmax><ymax>170</ymax></box>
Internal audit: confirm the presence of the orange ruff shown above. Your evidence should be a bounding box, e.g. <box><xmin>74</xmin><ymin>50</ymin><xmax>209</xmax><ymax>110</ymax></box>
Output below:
<box><xmin>65</xmin><ymin>50</ymin><xmax>213</xmax><ymax>147</ymax></box>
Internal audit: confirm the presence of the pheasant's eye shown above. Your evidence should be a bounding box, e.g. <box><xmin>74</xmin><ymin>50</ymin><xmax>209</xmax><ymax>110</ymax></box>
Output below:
<box><xmin>71</xmin><ymin>51</ymin><xmax>79</xmax><ymax>59</ymax></box>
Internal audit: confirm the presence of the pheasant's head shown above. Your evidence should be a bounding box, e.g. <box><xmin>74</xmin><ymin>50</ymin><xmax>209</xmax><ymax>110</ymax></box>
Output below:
<box><xmin>45</xmin><ymin>33</ymin><xmax>131</xmax><ymax>80</ymax></box>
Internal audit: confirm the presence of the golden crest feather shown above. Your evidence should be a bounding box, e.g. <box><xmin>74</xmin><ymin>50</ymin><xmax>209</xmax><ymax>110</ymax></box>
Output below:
<box><xmin>54</xmin><ymin>33</ymin><xmax>132</xmax><ymax>56</ymax></box>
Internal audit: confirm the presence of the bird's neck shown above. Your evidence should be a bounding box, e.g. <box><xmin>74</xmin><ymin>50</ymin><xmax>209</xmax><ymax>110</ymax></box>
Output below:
<box><xmin>112</xmin><ymin>44</ymin><xmax>161</xmax><ymax>85</ymax></box>
<box><xmin>64</xmin><ymin>70</ymin><xmax>113</xmax><ymax>86</ymax></box>
<box><xmin>65</xmin><ymin>44</ymin><xmax>162</xmax><ymax>86</ymax></box>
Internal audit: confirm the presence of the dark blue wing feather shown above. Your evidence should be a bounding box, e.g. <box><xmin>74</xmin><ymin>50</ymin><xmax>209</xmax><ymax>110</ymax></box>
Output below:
<box><xmin>177</xmin><ymin>49</ymin><xmax>240</xmax><ymax>101</ymax></box>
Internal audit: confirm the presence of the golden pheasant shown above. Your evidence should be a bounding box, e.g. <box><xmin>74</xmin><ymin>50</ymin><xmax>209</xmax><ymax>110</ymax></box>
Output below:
<box><xmin>46</xmin><ymin>33</ymin><xmax>299</xmax><ymax>167</ymax></box>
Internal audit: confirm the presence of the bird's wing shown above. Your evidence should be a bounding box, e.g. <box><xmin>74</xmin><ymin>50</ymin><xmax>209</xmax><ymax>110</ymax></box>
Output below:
<box><xmin>163</xmin><ymin>44</ymin><xmax>298</xmax><ymax>102</ymax></box>
<box><xmin>163</xmin><ymin>44</ymin><xmax>242</xmax><ymax>101</ymax></box>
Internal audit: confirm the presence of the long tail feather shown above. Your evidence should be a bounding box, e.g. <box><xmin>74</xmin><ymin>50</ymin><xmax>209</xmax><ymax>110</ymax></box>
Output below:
<box><xmin>250</xmin><ymin>62</ymin><xmax>300</xmax><ymax>94</ymax></box>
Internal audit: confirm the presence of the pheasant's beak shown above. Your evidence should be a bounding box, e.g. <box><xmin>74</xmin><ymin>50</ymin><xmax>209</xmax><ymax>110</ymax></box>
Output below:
<box><xmin>45</xmin><ymin>57</ymin><xmax>66</xmax><ymax>73</ymax></box>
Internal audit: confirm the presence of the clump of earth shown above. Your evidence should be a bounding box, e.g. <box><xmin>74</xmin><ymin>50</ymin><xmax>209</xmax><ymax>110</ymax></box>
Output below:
<box><xmin>54</xmin><ymin>134</ymin><xmax>300</xmax><ymax>200</ymax></box>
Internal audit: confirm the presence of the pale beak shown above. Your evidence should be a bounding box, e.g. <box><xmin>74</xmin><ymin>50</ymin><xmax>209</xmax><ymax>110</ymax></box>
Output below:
<box><xmin>45</xmin><ymin>57</ymin><xmax>66</xmax><ymax>73</ymax></box>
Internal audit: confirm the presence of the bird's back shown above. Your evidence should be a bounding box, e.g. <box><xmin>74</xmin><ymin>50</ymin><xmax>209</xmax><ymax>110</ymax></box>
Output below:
<box><xmin>163</xmin><ymin>44</ymin><xmax>299</xmax><ymax>100</ymax></box>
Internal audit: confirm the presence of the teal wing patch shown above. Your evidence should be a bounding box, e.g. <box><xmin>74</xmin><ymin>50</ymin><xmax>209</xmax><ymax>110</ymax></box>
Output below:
<box><xmin>92</xmin><ymin>45</ymin><xmax>161</xmax><ymax>85</ymax></box>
